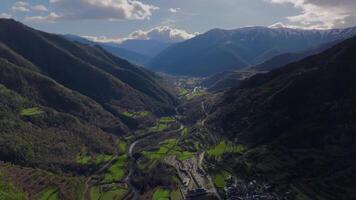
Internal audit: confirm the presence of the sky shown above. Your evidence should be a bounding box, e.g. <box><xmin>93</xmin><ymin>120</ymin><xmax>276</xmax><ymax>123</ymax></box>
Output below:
<box><xmin>1</xmin><ymin>0</ymin><xmax>356</xmax><ymax>43</ymax></box>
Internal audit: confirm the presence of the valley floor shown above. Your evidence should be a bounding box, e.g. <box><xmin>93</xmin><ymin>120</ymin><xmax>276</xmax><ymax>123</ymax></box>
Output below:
<box><xmin>0</xmin><ymin>74</ymin><xmax>333</xmax><ymax>200</ymax></box>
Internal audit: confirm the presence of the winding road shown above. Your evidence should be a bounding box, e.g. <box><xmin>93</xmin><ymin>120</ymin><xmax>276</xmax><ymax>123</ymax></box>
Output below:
<box><xmin>82</xmin><ymin>156</ymin><xmax>118</xmax><ymax>200</ymax></box>
<box><xmin>124</xmin><ymin>119</ymin><xmax>185</xmax><ymax>199</ymax></box>
<box><xmin>84</xmin><ymin>103</ymin><xmax>221</xmax><ymax>200</ymax></box>
<box><xmin>200</xmin><ymin>102</ymin><xmax>223</xmax><ymax>200</ymax></box>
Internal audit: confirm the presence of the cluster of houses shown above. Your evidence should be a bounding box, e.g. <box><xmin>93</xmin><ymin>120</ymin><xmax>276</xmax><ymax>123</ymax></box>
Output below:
<box><xmin>165</xmin><ymin>155</ymin><xmax>211</xmax><ymax>199</ymax></box>
<box><xmin>186</xmin><ymin>188</ymin><xmax>208</xmax><ymax>199</ymax></box>
<box><xmin>225</xmin><ymin>177</ymin><xmax>277</xmax><ymax>200</ymax></box>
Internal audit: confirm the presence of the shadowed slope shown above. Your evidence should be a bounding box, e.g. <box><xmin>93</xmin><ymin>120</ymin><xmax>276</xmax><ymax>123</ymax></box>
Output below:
<box><xmin>0</xmin><ymin>19</ymin><xmax>177</xmax><ymax>116</ymax></box>
<box><xmin>207</xmin><ymin>36</ymin><xmax>356</xmax><ymax>199</ymax></box>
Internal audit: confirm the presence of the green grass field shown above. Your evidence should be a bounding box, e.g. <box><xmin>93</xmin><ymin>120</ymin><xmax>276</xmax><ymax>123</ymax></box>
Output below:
<box><xmin>170</xmin><ymin>189</ymin><xmax>182</xmax><ymax>200</ymax></box>
<box><xmin>122</xmin><ymin>111</ymin><xmax>150</xmax><ymax>119</ymax></box>
<box><xmin>182</xmin><ymin>127</ymin><xmax>189</xmax><ymax>138</ymax></box>
<box><xmin>143</xmin><ymin>139</ymin><xmax>176</xmax><ymax>161</ymax></box>
<box><xmin>178</xmin><ymin>88</ymin><xmax>189</xmax><ymax>97</ymax></box>
<box><xmin>117</xmin><ymin>140</ymin><xmax>128</xmax><ymax>154</ymax></box>
<box><xmin>143</xmin><ymin>139</ymin><xmax>195</xmax><ymax>164</ymax></box>
<box><xmin>76</xmin><ymin>153</ymin><xmax>113</xmax><ymax>165</ymax></box>
<box><xmin>186</xmin><ymin>90</ymin><xmax>204</xmax><ymax>100</ymax></box>
<box><xmin>94</xmin><ymin>155</ymin><xmax>114</xmax><ymax>165</ymax></box>
<box><xmin>102</xmin><ymin>155</ymin><xmax>127</xmax><ymax>183</ymax></box>
<box><xmin>186</xmin><ymin>79</ymin><xmax>197</xmax><ymax>85</ymax></box>
<box><xmin>100</xmin><ymin>188</ymin><xmax>127</xmax><ymax>200</ymax></box>
<box><xmin>76</xmin><ymin>155</ymin><xmax>92</xmax><ymax>165</ymax></box>
<box><xmin>152</xmin><ymin>188</ymin><xmax>170</xmax><ymax>200</ymax></box>
<box><xmin>176</xmin><ymin>151</ymin><xmax>194</xmax><ymax>161</ymax></box>
<box><xmin>89</xmin><ymin>185</ymin><xmax>127</xmax><ymax>200</ymax></box>
<box><xmin>89</xmin><ymin>186</ymin><xmax>100</xmax><ymax>200</ymax></box>
<box><xmin>38</xmin><ymin>188</ymin><xmax>58</xmax><ymax>200</ymax></box>
<box><xmin>149</xmin><ymin>123</ymin><xmax>169</xmax><ymax>132</ymax></box>
<box><xmin>213</xmin><ymin>171</ymin><xmax>231</xmax><ymax>188</ymax></box>
<box><xmin>149</xmin><ymin>116</ymin><xmax>175</xmax><ymax>132</ymax></box>
<box><xmin>177</xmin><ymin>85</ymin><xmax>204</xmax><ymax>100</ymax></box>
<box><xmin>20</xmin><ymin>107</ymin><xmax>43</xmax><ymax>116</ymax></box>
<box><xmin>159</xmin><ymin>117</ymin><xmax>175</xmax><ymax>123</ymax></box>
<box><xmin>207</xmin><ymin>141</ymin><xmax>245</xmax><ymax>158</ymax></box>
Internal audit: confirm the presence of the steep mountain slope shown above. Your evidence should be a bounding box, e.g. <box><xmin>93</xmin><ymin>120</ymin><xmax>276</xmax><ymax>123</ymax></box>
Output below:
<box><xmin>201</xmin><ymin>41</ymin><xmax>341</xmax><ymax>92</ymax></box>
<box><xmin>0</xmin><ymin>73</ymin><xmax>117</xmax><ymax>170</ymax></box>
<box><xmin>0</xmin><ymin>19</ymin><xmax>179</xmax><ymax>176</ymax></box>
<box><xmin>0</xmin><ymin>58</ymin><xmax>126</xmax><ymax>132</ymax></box>
<box><xmin>201</xmin><ymin>70</ymin><xmax>260</xmax><ymax>92</ymax></box>
<box><xmin>0</xmin><ymin>19</ymin><xmax>177</xmax><ymax>116</ymax></box>
<box><xmin>252</xmin><ymin>40</ymin><xmax>341</xmax><ymax>71</ymax></box>
<box><xmin>206</xmin><ymin>36</ymin><xmax>356</xmax><ymax>199</ymax></box>
<box><xmin>148</xmin><ymin>26</ymin><xmax>356</xmax><ymax>76</ymax></box>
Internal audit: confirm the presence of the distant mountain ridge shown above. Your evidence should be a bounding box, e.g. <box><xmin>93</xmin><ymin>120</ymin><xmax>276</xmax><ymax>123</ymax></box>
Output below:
<box><xmin>148</xmin><ymin>26</ymin><xmax>356</xmax><ymax>76</ymax></box>
<box><xmin>117</xmin><ymin>39</ymin><xmax>174</xmax><ymax>58</ymax></box>
<box><xmin>63</xmin><ymin>34</ymin><xmax>150</xmax><ymax>65</ymax></box>
<box><xmin>64</xmin><ymin>34</ymin><xmax>174</xmax><ymax>66</ymax></box>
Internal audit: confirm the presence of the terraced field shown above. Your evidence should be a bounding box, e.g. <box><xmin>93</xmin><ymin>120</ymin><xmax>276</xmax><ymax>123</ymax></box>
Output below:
<box><xmin>20</xmin><ymin>107</ymin><xmax>44</xmax><ymax>116</ymax></box>
<box><xmin>142</xmin><ymin>139</ymin><xmax>195</xmax><ymax>164</ymax></box>
<box><xmin>38</xmin><ymin>188</ymin><xmax>59</xmax><ymax>200</ymax></box>
<box><xmin>207</xmin><ymin>141</ymin><xmax>245</xmax><ymax>159</ymax></box>
<box><xmin>89</xmin><ymin>184</ymin><xmax>128</xmax><ymax>200</ymax></box>
<box><xmin>102</xmin><ymin>155</ymin><xmax>128</xmax><ymax>183</ymax></box>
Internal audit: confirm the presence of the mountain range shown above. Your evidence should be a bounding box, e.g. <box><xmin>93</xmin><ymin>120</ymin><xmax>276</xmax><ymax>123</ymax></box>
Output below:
<box><xmin>205</xmin><ymin>35</ymin><xmax>356</xmax><ymax>200</ymax></box>
<box><xmin>1</xmin><ymin>17</ymin><xmax>356</xmax><ymax>200</ymax></box>
<box><xmin>148</xmin><ymin>26</ymin><xmax>356</xmax><ymax>76</ymax></box>
<box><xmin>64</xmin><ymin>35</ymin><xmax>174</xmax><ymax>66</ymax></box>
<box><xmin>117</xmin><ymin>39</ymin><xmax>173</xmax><ymax>59</ymax></box>
<box><xmin>63</xmin><ymin>34</ymin><xmax>150</xmax><ymax>65</ymax></box>
<box><xmin>200</xmin><ymin>41</ymin><xmax>342</xmax><ymax>92</ymax></box>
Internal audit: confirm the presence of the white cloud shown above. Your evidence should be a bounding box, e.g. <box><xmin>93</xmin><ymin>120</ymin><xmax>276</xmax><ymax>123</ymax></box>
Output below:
<box><xmin>12</xmin><ymin>1</ymin><xmax>30</xmax><ymax>12</ymax></box>
<box><xmin>14</xmin><ymin>1</ymin><xmax>29</xmax><ymax>7</ymax></box>
<box><xmin>268</xmin><ymin>22</ymin><xmax>295</xmax><ymax>29</ymax></box>
<box><xmin>11</xmin><ymin>1</ymin><xmax>49</xmax><ymax>13</ymax></box>
<box><xmin>27</xmin><ymin>0</ymin><xmax>158</xmax><ymax>22</ymax></box>
<box><xmin>169</xmin><ymin>8</ymin><xmax>180</xmax><ymax>13</ymax></box>
<box><xmin>130</xmin><ymin>26</ymin><xmax>197</xmax><ymax>42</ymax></box>
<box><xmin>25</xmin><ymin>12</ymin><xmax>62</xmax><ymax>23</ymax></box>
<box><xmin>84</xmin><ymin>26</ymin><xmax>198</xmax><ymax>43</ymax></box>
<box><xmin>265</xmin><ymin>0</ymin><xmax>356</xmax><ymax>29</ymax></box>
<box><xmin>0</xmin><ymin>13</ymin><xmax>12</xmax><ymax>19</ymax></box>
<box><xmin>31</xmin><ymin>5</ymin><xmax>49</xmax><ymax>12</ymax></box>
<box><xmin>268</xmin><ymin>22</ymin><xmax>313</xmax><ymax>29</ymax></box>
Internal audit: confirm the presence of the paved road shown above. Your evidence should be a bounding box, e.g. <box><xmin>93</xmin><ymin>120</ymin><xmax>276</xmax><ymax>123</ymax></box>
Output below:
<box><xmin>200</xmin><ymin>102</ymin><xmax>223</xmax><ymax>200</ymax></box>
<box><xmin>81</xmin><ymin>106</ymin><xmax>186</xmax><ymax>200</ymax></box>
<box><xmin>128</xmin><ymin>140</ymin><xmax>139</xmax><ymax>159</ymax></box>
<box><xmin>82</xmin><ymin>156</ymin><xmax>117</xmax><ymax>200</ymax></box>
<box><xmin>124</xmin><ymin>102</ymin><xmax>222</xmax><ymax>200</ymax></box>
<box><xmin>124</xmin><ymin>160</ymin><xmax>140</xmax><ymax>200</ymax></box>
<box><xmin>206</xmin><ymin>173</ymin><xmax>223</xmax><ymax>200</ymax></box>
<box><xmin>125</xmin><ymin>119</ymin><xmax>185</xmax><ymax>199</ymax></box>
<box><xmin>125</xmin><ymin>138</ymin><xmax>142</xmax><ymax>200</ymax></box>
